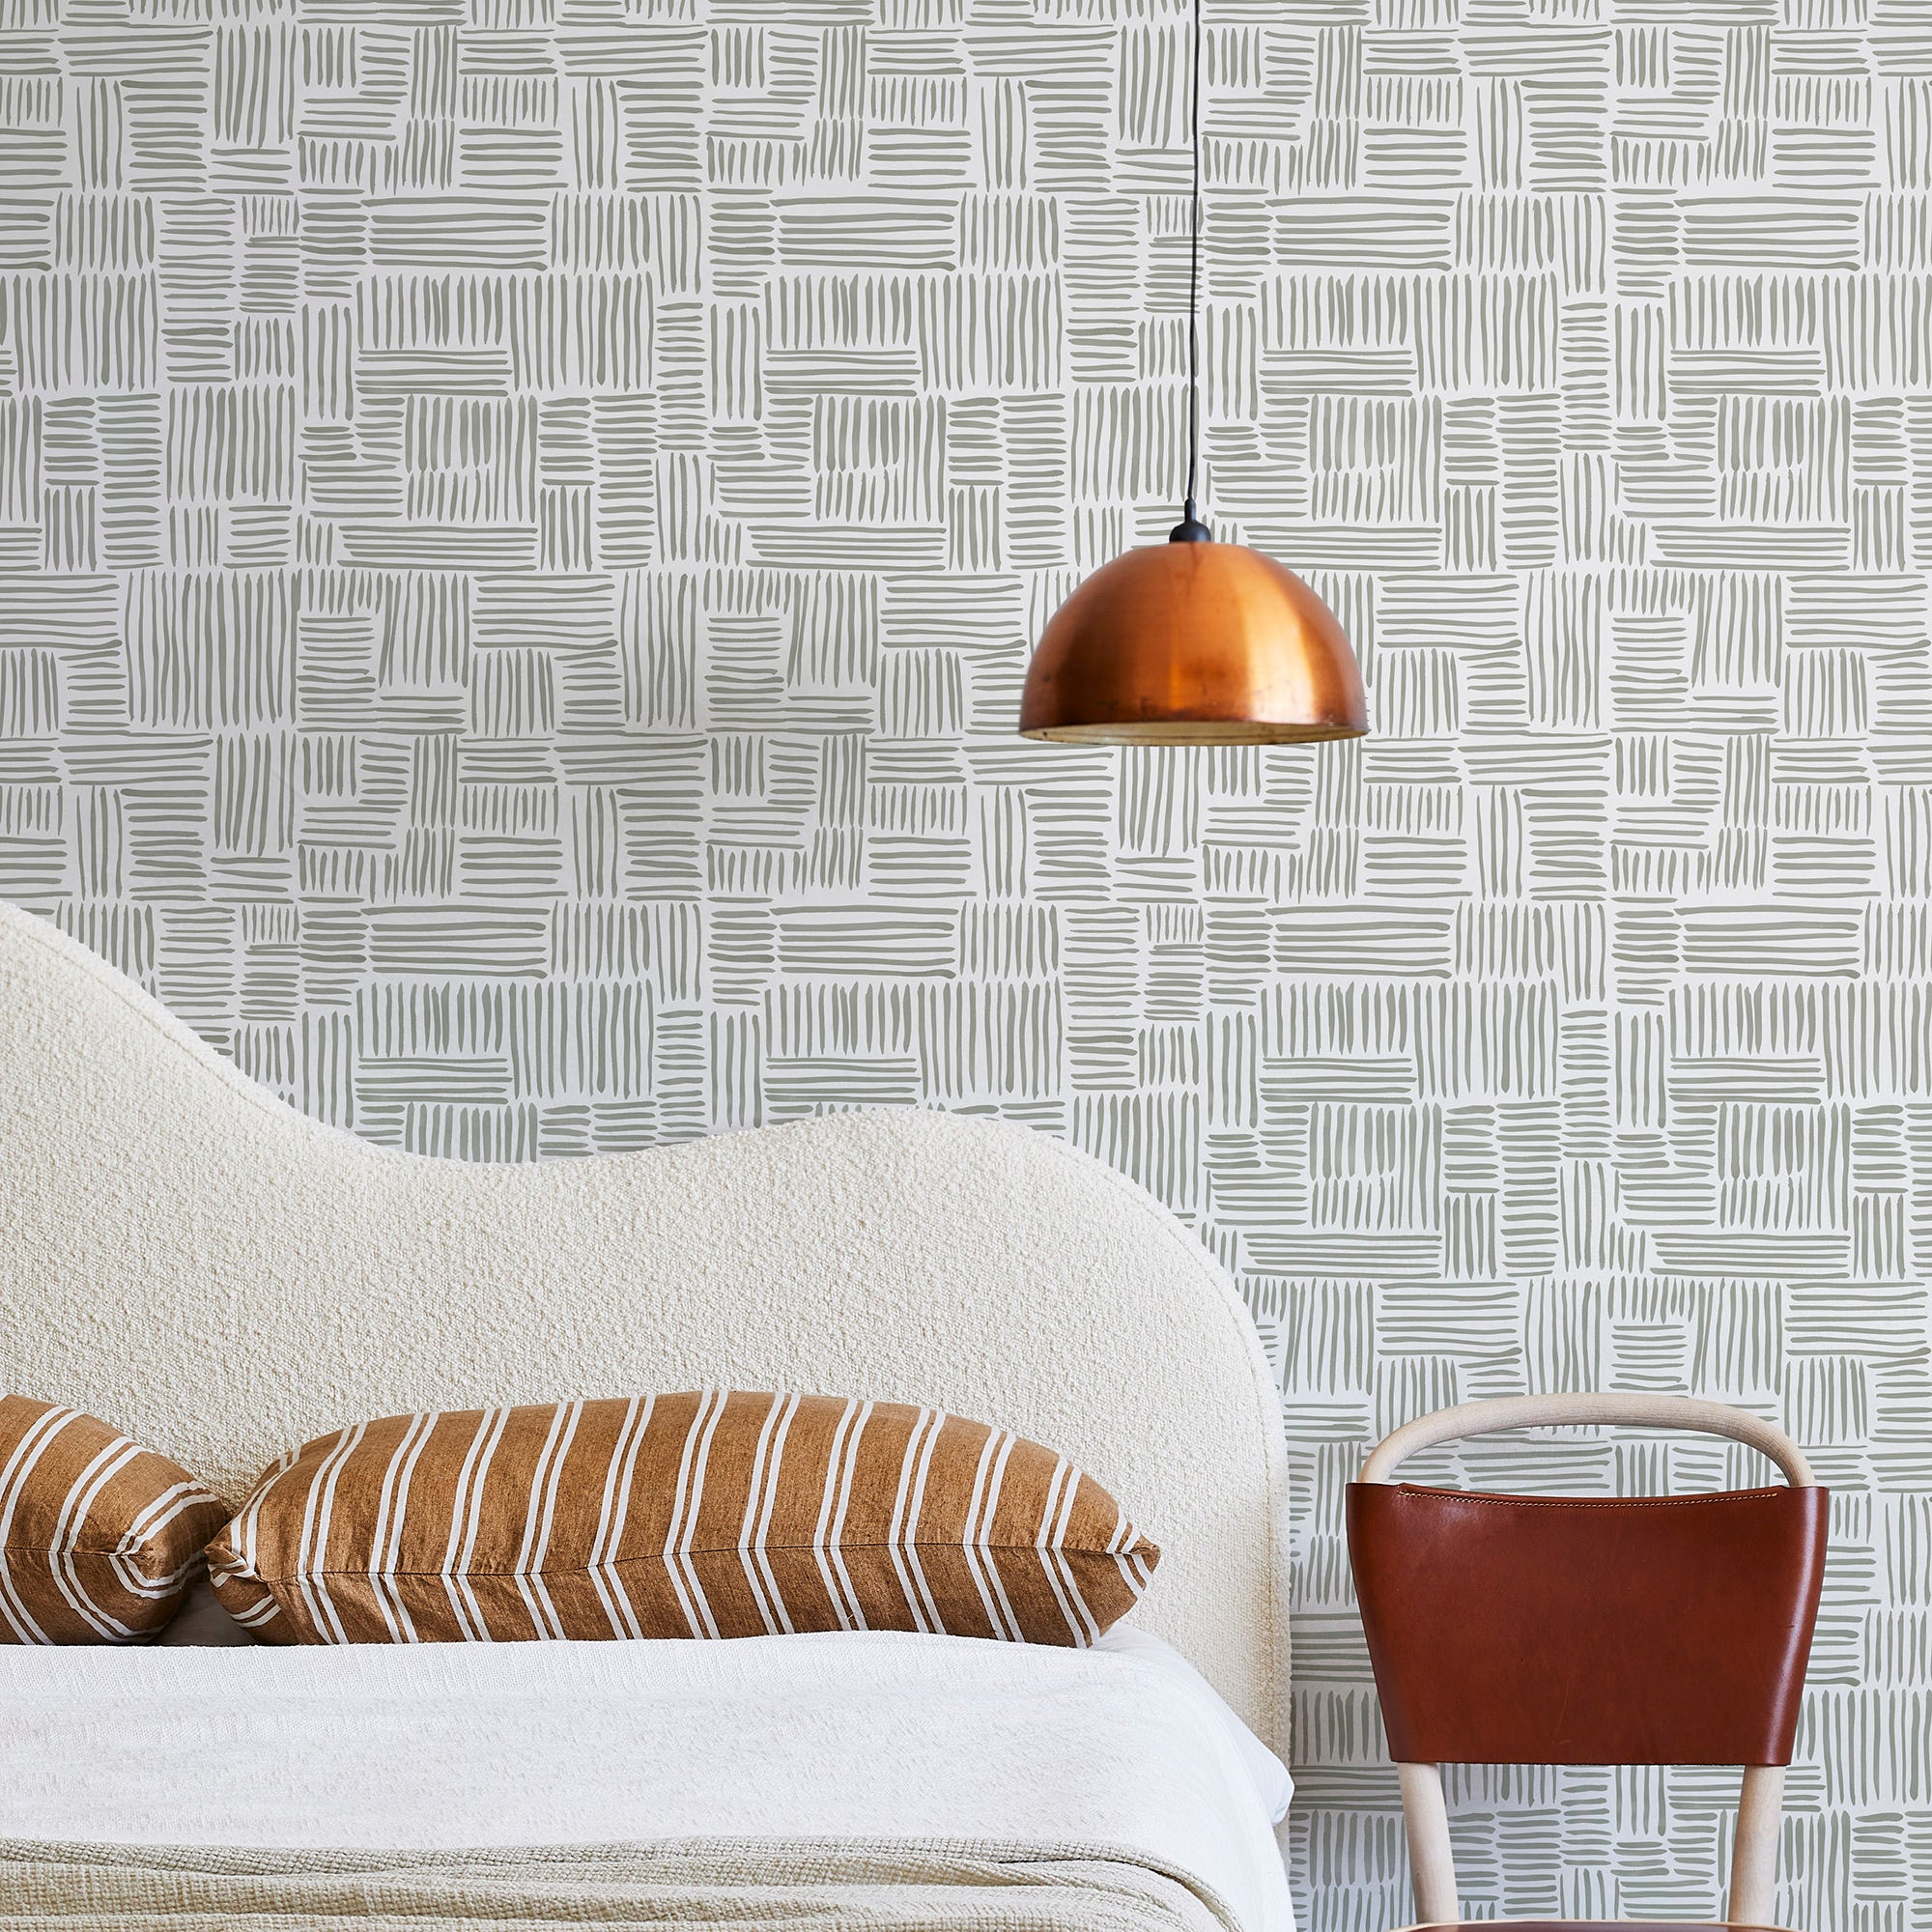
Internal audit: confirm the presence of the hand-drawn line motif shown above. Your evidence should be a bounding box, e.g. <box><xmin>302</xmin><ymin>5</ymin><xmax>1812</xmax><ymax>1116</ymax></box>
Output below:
<box><xmin>3</xmin><ymin>7</ymin><xmax>1928</xmax><ymax>1923</ymax></box>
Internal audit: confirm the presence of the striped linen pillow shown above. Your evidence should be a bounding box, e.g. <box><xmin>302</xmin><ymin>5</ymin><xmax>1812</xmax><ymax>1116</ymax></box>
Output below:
<box><xmin>0</xmin><ymin>1396</ymin><xmax>228</xmax><ymax>1644</ymax></box>
<box><xmin>207</xmin><ymin>1391</ymin><xmax>1159</xmax><ymax>1646</ymax></box>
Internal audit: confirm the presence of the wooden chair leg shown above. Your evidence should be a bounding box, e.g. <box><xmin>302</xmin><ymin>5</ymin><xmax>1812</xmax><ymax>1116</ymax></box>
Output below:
<box><xmin>1397</xmin><ymin>1761</ymin><xmax>1458</xmax><ymax>1924</ymax></box>
<box><xmin>1729</xmin><ymin>1764</ymin><xmax>1784</xmax><ymax>1927</ymax></box>
<box><xmin>1398</xmin><ymin>1758</ymin><xmax>1782</xmax><ymax>1926</ymax></box>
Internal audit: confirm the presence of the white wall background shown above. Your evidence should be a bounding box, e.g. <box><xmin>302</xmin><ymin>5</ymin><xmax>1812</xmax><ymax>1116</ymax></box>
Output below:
<box><xmin>4</xmin><ymin>0</ymin><xmax>1930</xmax><ymax>1923</ymax></box>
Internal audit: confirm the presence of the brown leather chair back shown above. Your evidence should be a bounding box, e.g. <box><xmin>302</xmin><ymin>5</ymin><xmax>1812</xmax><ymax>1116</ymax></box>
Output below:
<box><xmin>1348</xmin><ymin>1480</ymin><xmax>1828</xmax><ymax>1766</ymax></box>
<box><xmin>1349</xmin><ymin>1394</ymin><xmax>1828</xmax><ymax>1929</ymax></box>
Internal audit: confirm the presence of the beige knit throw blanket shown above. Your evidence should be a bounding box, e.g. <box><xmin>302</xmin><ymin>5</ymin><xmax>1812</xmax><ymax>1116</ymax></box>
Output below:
<box><xmin>0</xmin><ymin>1837</ymin><xmax>1239</xmax><ymax>1932</ymax></box>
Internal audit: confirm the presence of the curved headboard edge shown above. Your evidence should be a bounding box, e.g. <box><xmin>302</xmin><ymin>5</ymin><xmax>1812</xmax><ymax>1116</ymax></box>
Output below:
<box><xmin>0</xmin><ymin>899</ymin><xmax>1291</xmax><ymax>1754</ymax></box>
<box><xmin>1</xmin><ymin>899</ymin><xmax>461</xmax><ymax>1154</ymax></box>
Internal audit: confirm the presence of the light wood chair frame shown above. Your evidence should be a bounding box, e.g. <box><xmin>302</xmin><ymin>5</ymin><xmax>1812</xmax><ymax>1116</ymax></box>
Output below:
<box><xmin>1358</xmin><ymin>1393</ymin><xmax>1819</xmax><ymax>1931</ymax></box>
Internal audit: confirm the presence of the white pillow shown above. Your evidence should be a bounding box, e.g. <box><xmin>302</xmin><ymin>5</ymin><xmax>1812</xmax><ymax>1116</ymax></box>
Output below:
<box><xmin>1095</xmin><ymin>1624</ymin><xmax>1292</xmax><ymax>1822</ymax></box>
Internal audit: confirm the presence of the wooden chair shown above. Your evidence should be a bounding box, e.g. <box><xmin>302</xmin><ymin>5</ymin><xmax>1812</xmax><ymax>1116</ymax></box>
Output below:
<box><xmin>1347</xmin><ymin>1394</ymin><xmax>1828</xmax><ymax>1931</ymax></box>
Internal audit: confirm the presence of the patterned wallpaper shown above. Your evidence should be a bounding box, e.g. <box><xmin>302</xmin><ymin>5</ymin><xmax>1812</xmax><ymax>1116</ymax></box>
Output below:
<box><xmin>4</xmin><ymin>0</ymin><xmax>1931</xmax><ymax>1923</ymax></box>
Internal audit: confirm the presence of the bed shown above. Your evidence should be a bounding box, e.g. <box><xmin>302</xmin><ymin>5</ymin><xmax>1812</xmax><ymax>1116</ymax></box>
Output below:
<box><xmin>0</xmin><ymin>902</ymin><xmax>1296</xmax><ymax>1932</ymax></box>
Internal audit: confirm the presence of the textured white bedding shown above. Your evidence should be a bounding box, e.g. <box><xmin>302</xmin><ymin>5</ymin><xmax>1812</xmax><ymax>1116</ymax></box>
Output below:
<box><xmin>0</xmin><ymin>1627</ymin><xmax>1294</xmax><ymax>1932</ymax></box>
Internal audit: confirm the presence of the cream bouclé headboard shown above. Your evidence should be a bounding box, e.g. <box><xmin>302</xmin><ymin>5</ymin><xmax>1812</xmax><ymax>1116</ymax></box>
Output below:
<box><xmin>0</xmin><ymin>902</ymin><xmax>1291</xmax><ymax>1750</ymax></box>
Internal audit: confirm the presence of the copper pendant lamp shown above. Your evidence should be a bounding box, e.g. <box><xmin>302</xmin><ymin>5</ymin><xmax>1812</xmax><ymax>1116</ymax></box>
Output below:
<box><xmin>1018</xmin><ymin>0</ymin><xmax>1367</xmax><ymax>747</ymax></box>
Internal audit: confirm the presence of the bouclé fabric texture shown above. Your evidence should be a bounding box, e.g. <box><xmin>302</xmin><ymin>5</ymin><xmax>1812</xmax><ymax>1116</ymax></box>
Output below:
<box><xmin>0</xmin><ymin>906</ymin><xmax>1290</xmax><ymax>1742</ymax></box>
<box><xmin>0</xmin><ymin>1397</ymin><xmax>227</xmax><ymax>1645</ymax></box>
<box><xmin>208</xmin><ymin>1392</ymin><xmax>1158</xmax><ymax>1645</ymax></box>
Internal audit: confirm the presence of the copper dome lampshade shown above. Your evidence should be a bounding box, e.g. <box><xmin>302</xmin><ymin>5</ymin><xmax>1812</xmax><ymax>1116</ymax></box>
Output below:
<box><xmin>1018</xmin><ymin>539</ymin><xmax>1365</xmax><ymax>745</ymax></box>
<box><xmin>1018</xmin><ymin>0</ymin><xmax>1367</xmax><ymax>750</ymax></box>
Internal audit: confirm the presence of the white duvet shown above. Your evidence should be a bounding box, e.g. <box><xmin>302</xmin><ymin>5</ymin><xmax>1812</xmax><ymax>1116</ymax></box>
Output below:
<box><xmin>0</xmin><ymin>1626</ymin><xmax>1294</xmax><ymax>1932</ymax></box>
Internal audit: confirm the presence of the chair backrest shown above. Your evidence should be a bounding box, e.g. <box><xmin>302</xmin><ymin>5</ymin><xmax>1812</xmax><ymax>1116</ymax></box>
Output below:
<box><xmin>1347</xmin><ymin>1395</ymin><xmax>1828</xmax><ymax>1929</ymax></box>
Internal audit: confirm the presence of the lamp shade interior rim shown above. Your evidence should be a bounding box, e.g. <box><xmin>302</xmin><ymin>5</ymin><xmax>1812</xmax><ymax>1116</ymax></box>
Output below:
<box><xmin>1019</xmin><ymin>720</ymin><xmax>1368</xmax><ymax>745</ymax></box>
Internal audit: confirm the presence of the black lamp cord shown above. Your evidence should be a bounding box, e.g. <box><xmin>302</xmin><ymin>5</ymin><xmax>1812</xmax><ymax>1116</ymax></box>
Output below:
<box><xmin>1171</xmin><ymin>0</ymin><xmax>1211</xmax><ymax>545</ymax></box>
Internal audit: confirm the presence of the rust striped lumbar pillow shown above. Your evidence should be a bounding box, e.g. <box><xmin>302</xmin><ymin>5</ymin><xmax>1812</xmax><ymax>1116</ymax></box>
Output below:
<box><xmin>0</xmin><ymin>1396</ymin><xmax>229</xmax><ymax>1644</ymax></box>
<box><xmin>207</xmin><ymin>1391</ymin><xmax>1159</xmax><ymax>1646</ymax></box>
